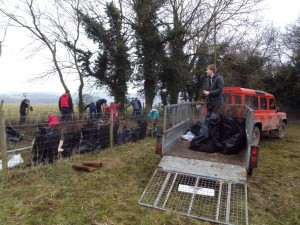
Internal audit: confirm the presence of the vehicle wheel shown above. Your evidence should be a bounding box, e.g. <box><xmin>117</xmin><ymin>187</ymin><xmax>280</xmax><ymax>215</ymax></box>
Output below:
<box><xmin>252</xmin><ymin>126</ymin><xmax>260</xmax><ymax>146</ymax></box>
<box><xmin>277</xmin><ymin>122</ymin><xmax>287</xmax><ymax>139</ymax></box>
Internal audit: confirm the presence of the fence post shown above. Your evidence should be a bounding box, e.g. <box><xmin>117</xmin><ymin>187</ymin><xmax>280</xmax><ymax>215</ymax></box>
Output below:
<box><xmin>151</xmin><ymin>111</ymin><xmax>154</xmax><ymax>138</ymax></box>
<box><xmin>0</xmin><ymin>100</ymin><xmax>8</xmax><ymax>175</ymax></box>
<box><xmin>8</xmin><ymin>109</ymin><xmax>11</xmax><ymax>126</ymax></box>
<box><xmin>35</xmin><ymin>113</ymin><xmax>40</xmax><ymax>125</ymax></box>
<box><xmin>192</xmin><ymin>100</ymin><xmax>194</xmax><ymax>122</ymax></box>
<box><xmin>109</xmin><ymin>108</ymin><xmax>113</xmax><ymax>148</ymax></box>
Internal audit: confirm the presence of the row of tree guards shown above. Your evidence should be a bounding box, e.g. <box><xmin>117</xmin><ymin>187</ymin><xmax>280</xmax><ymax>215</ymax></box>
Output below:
<box><xmin>0</xmin><ymin>100</ymin><xmax>157</xmax><ymax>176</ymax></box>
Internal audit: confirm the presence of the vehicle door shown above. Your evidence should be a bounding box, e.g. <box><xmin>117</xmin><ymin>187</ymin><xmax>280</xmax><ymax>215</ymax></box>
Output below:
<box><xmin>259</xmin><ymin>97</ymin><xmax>270</xmax><ymax>131</ymax></box>
<box><xmin>268</xmin><ymin>98</ymin><xmax>279</xmax><ymax>130</ymax></box>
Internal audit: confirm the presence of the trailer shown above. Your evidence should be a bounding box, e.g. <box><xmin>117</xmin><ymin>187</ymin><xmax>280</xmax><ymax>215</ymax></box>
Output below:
<box><xmin>139</xmin><ymin>102</ymin><xmax>258</xmax><ymax>225</ymax></box>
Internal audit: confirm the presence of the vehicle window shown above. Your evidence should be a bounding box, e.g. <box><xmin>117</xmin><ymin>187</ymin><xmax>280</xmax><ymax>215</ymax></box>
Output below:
<box><xmin>245</xmin><ymin>95</ymin><xmax>258</xmax><ymax>110</ymax></box>
<box><xmin>223</xmin><ymin>93</ymin><xmax>231</xmax><ymax>104</ymax></box>
<box><xmin>235</xmin><ymin>95</ymin><xmax>242</xmax><ymax>104</ymax></box>
<box><xmin>269</xmin><ymin>98</ymin><xmax>276</xmax><ymax>110</ymax></box>
<box><xmin>260</xmin><ymin>98</ymin><xmax>267</xmax><ymax>110</ymax></box>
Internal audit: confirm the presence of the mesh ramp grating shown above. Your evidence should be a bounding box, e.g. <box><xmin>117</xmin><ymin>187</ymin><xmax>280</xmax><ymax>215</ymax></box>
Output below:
<box><xmin>139</xmin><ymin>169</ymin><xmax>248</xmax><ymax>225</ymax></box>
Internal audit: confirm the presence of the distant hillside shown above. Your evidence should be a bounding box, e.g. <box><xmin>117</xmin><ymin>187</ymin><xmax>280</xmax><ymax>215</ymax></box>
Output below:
<box><xmin>0</xmin><ymin>91</ymin><xmax>118</xmax><ymax>104</ymax></box>
<box><xmin>0</xmin><ymin>92</ymin><xmax>60</xmax><ymax>104</ymax></box>
<box><xmin>0</xmin><ymin>91</ymin><xmax>157</xmax><ymax>105</ymax></box>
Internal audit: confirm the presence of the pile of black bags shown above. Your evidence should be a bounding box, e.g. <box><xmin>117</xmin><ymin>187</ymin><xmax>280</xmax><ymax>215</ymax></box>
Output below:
<box><xmin>189</xmin><ymin>113</ymin><xmax>246</xmax><ymax>155</ymax></box>
<box><xmin>74</xmin><ymin>119</ymin><xmax>148</xmax><ymax>154</ymax></box>
<box><xmin>78</xmin><ymin>122</ymin><xmax>119</xmax><ymax>154</ymax></box>
<box><xmin>116</xmin><ymin>119</ymin><xmax>148</xmax><ymax>144</ymax></box>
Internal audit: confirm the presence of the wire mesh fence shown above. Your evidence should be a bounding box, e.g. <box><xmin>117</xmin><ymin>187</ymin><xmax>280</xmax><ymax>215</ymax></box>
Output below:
<box><xmin>0</xmin><ymin>110</ymin><xmax>163</xmax><ymax>170</ymax></box>
<box><xmin>280</xmin><ymin>107</ymin><xmax>300</xmax><ymax>121</ymax></box>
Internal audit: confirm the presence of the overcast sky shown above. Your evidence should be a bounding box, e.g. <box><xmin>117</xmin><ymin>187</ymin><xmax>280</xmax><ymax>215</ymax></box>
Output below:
<box><xmin>0</xmin><ymin>0</ymin><xmax>300</xmax><ymax>96</ymax></box>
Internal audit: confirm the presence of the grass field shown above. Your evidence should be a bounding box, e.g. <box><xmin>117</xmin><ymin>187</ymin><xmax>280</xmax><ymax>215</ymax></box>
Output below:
<box><xmin>0</xmin><ymin>120</ymin><xmax>299</xmax><ymax>224</ymax></box>
<box><xmin>2</xmin><ymin>104</ymin><xmax>59</xmax><ymax>121</ymax></box>
<box><xmin>1</xmin><ymin>103</ymin><xmax>146</xmax><ymax>121</ymax></box>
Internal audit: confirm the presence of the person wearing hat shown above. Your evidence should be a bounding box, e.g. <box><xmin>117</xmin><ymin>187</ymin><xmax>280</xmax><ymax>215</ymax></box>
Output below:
<box><xmin>19</xmin><ymin>98</ymin><xmax>30</xmax><ymax>124</ymax></box>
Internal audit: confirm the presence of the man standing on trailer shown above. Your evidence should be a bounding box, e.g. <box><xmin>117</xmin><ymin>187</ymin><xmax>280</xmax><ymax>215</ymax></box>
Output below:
<box><xmin>202</xmin><ymin>64</ymin><xmax>224</xmax><ymax>117</ymax></box>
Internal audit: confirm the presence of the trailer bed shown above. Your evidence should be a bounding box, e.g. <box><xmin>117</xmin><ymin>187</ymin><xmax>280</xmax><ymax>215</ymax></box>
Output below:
<box><xmin>164</xmin><ymin>139</ymin><xmax>246</xmax><ymax>166</ymax></box>
<box><xmin>139</xmin><ymin>103</ymin><xmax>253</xmax><ymax>225</ymax></box>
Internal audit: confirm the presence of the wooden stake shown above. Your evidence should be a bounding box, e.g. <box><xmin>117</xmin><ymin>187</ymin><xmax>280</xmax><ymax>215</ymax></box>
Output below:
<box><xmin>0</xmin><ymin>106</ymin><xmax>8</xmax><ymax>175</ymax></box>
<box><xmin>109</xmin><ymin>108</ymin><xmax>113</xmax><ymax>148</ymax></box>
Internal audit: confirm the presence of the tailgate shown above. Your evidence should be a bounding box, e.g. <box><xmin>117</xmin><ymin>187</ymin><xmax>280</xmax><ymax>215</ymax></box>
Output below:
<box><xmin>139</xmin><ymin>155</ymin><xmax>248</xmax><ymax>225</ymax></box>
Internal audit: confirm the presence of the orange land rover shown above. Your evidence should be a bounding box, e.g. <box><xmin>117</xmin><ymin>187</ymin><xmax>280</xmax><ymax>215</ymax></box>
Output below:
<box><xmin>223</xmin><ymin>87</ymin><xmax>287</xmax><ymax>145</ymax></box>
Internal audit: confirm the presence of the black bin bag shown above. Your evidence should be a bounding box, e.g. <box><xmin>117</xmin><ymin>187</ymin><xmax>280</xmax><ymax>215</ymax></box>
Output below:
<box><xmin>32</xmin><ymin>127</ymin><xmax>61</xmax><ymax>164</ymax></box>
<box><xmin>221</xmin><ymin>117</ymin><xmax>246</xmax><ymax>155</ymax></box>
<box><xmin>189</xmin><ymin>121</ymin><xmax>203</xmax><ymax>136</ymax></box>
<box><xmin>6</xmin><ymin>126</ymin><xmax>22</xmax><ymax>142</ymax></box>
<box><xmin>79</xmin><ymin>122</ymin><xmax>99</xmax><ymax>153</ymax></box>
<box><xmin>137</xmin><ymin>119</ymin><xmax>148</xmax><ymax>140</ymax></box>
<box><xmin>61</xmin><ymin>130</ymin><xmax>81</xmax><ymax>157</ymax></box>
<box><xmin>45</xmin><ymin>128</ymin><xmax>61</xmax><ymax>163</ymax></box>
<box><xmin>190</xmin><ymin>113</ymin><xmax>222</xmax><ymax>153</ymax></box>
<box><xmin>98</xmin><ymin>123</ymin><xmax>119</xmax><ymax>149</ymax></box>
<box><xmin>116</xmin><ymin>130</ymin><xmax>128</xmax><ymax>146</ymax></box>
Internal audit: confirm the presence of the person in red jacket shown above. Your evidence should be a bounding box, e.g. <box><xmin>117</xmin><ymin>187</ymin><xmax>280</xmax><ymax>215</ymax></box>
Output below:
<box><xmin>105</xmin><ymin>101</ymin><xmax>121</xmax><ymax>124</ymax></box>
<box><xmin>58</xmin><ymin>90</ymin><xmax>73</xmax><ymax>121</ymax></box>
<box><xmin>47</xmin><ymin>113</ymin><xmax>59</xmax><ymax>127</ymax></box>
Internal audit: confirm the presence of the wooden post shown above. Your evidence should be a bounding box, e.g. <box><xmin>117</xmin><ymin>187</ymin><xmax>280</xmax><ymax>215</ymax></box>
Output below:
<box><xmin>0</xmin><ymin>101</ymin><xmax>8</xmax><ymax>175</ymax></box>
<box><xmin>8</xmin><ymin>109</ymin><xmax>11</xmax><ymax>126</ymax></box>
<box><xmin>192</xmin><ymin>100</ymin><xmax>195</xmax><ymax>122</ymax></box>
<box><xmin>151</xmin><ymin>111</ymin><xmax>154</xmax><ymax>138</ymax></box>
<box><xmin>109</xmin><ymin>108</ymin><xmax>113</xmax><ymax>148</ymax></box>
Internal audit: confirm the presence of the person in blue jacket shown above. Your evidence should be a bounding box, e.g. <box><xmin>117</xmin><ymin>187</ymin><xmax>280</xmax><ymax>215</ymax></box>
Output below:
<box><xmin>84</xmin><ymin>101</ymin><xmax>97</xmax><ymax>120</ymax></box>
<box><xmin>127</xmin><ymin>98</ymin><xmax>142</xmax><ymax>120</ymax></box>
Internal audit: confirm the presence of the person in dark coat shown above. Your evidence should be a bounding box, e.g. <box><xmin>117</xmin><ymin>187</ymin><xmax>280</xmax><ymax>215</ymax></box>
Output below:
<box><xmin>59</xmin><ymin>90</ymin><xmax>73</xmax><ymax>121</ymax></box>
<box><xmin>84</xmin><ymin>101</ymin><xmax>97</xmax><ymax>120</ymax></box>
<box><xmin>126</xmin><ymin>98</ymin><xmax>142</xmax><ymax>120</ymax></box>
<box><xmin>203</xmin><ymin>64</ymin><xmax>224</xmax><ymax>117</ymax></box>
<box><xmin>136</xmin><ymin>97</ymin><xmax>142</xmax><ymax>111</ymax></box>
<box><xmin>96</xmin><ymin>99</ymin><xmax>107</xmax><ymax>119</ymax></box>
<box><xmin>19</xmin><ymin>99</ymin><xmax>30</xmax><ymax>124</ymax></box>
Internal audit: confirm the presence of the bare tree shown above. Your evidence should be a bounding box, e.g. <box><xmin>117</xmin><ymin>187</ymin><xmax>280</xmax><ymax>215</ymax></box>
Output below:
<box><xmin>159</xmin><ymin>0</ymin><xmax>267</xmax><ymax>102</ymax></box>
<box><xmin>51</xmin><ymin>0</ymin><xmax>90</xmax><ymax>115</ymax></box>
<box><xmin>0</xmin><ymin>0</ymin><xmax>96</xmax><ymax>115</ymax></box>
<box><xmin>0</xmin><ymin>25</ymin><xmax>7</xmax><ymax>57</ymax></box>
<box><xmin>282</xmin><ymin>16</ymin><xmax>300</xmax><ymax>65</ymax></box>
<box><xmin>0</xmin><ymin>0</ymin><xmax>72</xmax><ymax>91</ymax></box>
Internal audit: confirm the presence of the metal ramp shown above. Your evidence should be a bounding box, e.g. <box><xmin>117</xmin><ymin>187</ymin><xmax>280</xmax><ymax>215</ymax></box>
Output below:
<box><xmin>139</xmin><ymin>169</ymin><xmax>248</xmax><ymax>225</ymax></box>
